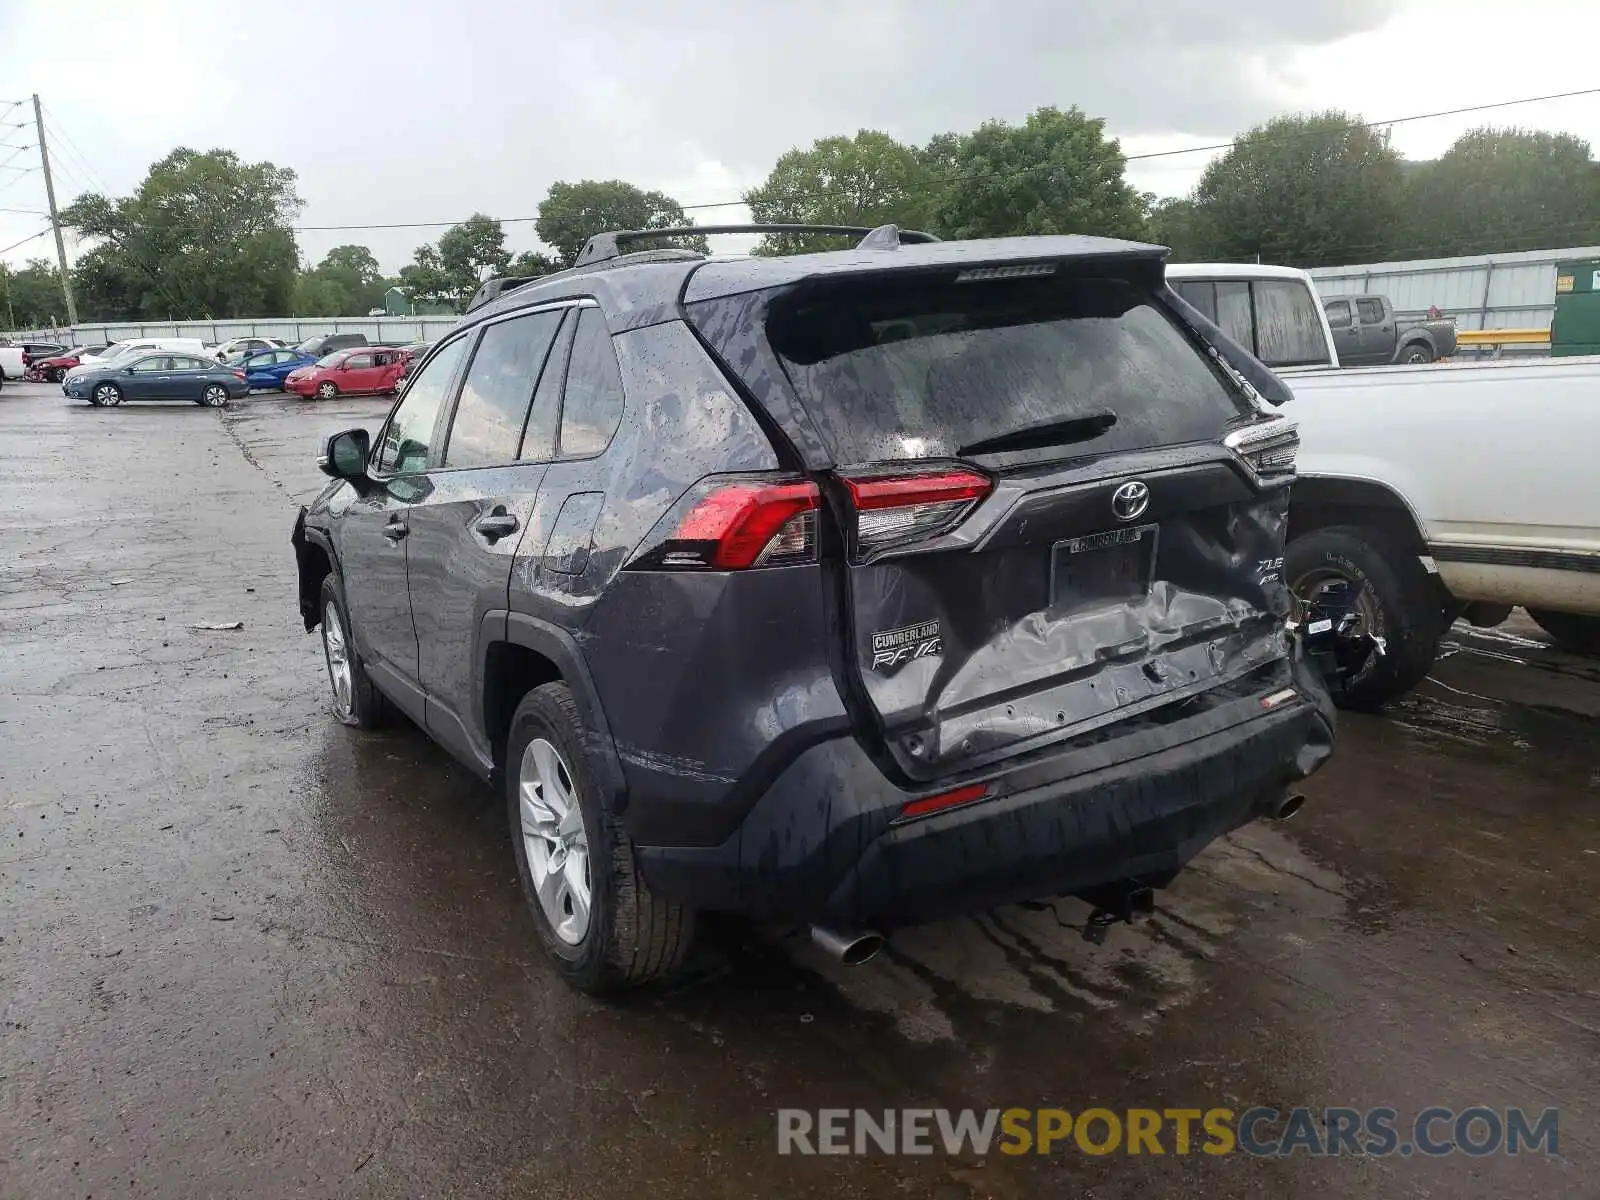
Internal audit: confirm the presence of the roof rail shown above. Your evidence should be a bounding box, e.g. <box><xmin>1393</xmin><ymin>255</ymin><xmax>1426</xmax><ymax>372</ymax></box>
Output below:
<box><xmin>466</xmin><ymin>276</ymin><xmax>538</xmax><ymax>312</ymax></box>
<box><xmin>573</xmin><ymin>223</ymin><xmax>940</xmax><ymax>268</ymax></box>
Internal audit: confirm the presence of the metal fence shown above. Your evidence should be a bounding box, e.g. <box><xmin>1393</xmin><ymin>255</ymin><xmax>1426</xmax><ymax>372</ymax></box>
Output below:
<box><xmin>2</xmin><ymin>315</ymin><xmax>462</xmax><ymax>345</ymax></box>
<box><xmin>1308</xmin><ymin>245</ymin><xmax>1599</xmax><ymax>332</ymax></box>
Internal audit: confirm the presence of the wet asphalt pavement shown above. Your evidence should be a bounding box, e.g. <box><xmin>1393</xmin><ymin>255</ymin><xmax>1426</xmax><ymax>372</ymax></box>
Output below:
<box><xmin>2</xmin><ymin>379</ymin><xmax>1597</xmax><ymax>1198</ymax></box>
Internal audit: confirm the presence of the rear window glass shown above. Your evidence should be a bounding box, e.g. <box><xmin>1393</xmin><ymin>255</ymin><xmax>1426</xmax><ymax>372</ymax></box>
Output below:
<box><xmin>765</xmin><ymin>275</ymin><xmax>1249</xmax><ymax>463</ymax></box>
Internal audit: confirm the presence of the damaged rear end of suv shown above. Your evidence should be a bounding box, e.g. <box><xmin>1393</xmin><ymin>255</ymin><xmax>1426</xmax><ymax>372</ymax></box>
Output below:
<box><xmin>623</xmin><ymin>233</ymin><xmax>1336</xmax><ymax>958</ymax></box>
<box><xmin>296</xmin><ymin>224</ymin><xmax>1336</xmax><ymax>994</ymax></box>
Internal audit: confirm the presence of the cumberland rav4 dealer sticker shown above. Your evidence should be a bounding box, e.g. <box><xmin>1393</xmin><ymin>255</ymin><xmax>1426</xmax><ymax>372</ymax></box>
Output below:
<box><xmin>870</xmin><ymin>619</ymin><xmax>942</xmax><ymax>673</ymax></box>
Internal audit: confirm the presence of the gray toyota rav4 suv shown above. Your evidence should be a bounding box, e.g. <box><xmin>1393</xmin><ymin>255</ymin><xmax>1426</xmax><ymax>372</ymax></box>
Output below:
<box><xmin>293</xmin><ymin>223</ymin><xmax>1336</xmax><ymax>994</ymax></box>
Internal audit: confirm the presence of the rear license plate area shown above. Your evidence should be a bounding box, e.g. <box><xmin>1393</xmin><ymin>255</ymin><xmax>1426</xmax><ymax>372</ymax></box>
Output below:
<box><xmin>1049</xmin><ymin>524</ymin><xmax>1158</xmax><ymax>615</ymax></box>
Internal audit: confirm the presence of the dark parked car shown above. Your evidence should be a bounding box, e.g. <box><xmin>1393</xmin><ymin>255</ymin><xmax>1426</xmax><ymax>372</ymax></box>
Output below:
<box><xmin>293</xmin><ymin>223</ymin><xmax>1336</xmax><ymax>994</ymax></box>
<box><xmin>1323</xmin><ymin>294</ymin><xmax>1457</xmax><ymax>365</ymax></box>
<box><xmin>63</xmin><ymin>351</ymin><xmax>250</xmax><ymax>407</ymax></box>
<box><xmin>293</xmin><ymin>332</ymin><xmax>369</xmax><ymax>358</ymax></box>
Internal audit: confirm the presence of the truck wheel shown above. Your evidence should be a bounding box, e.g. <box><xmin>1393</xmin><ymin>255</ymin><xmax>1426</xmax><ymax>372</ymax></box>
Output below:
<box><xmin>1400</xmin><ymin>342</ymin><xmax>1434</xmax><ymax>364</ymax></box>
<box><xmin>1286</xmin><ymin>525</ymin><xmax>1443</xmax><ymax>710</ymax></box>
<box><xmin>507</xmin><ymin>682</ymin><xmax>694</xmax><ymax>994</ymax></box>
<box><xmin>1527</xmin><ymin>610</ymin><xmax>1600</xmax><ymax>655</ymax></box>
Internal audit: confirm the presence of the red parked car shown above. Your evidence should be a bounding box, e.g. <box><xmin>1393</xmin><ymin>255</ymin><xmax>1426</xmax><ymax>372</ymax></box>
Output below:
<box><xmin>32</xmin><ymin>345</ymin><xmax>107</xmax><ymax>383</ymax></box>
<box><xmin>284</xmin><ymin>346</ymin><xmax>405</xmax><ymax>400</ymax></box>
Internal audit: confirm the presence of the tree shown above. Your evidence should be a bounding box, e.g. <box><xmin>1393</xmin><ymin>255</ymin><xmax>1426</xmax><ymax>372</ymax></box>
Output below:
<box><xmin>397</xmin><ymin>244</ymin><xmax>457</xmax><ymax>309</ymax></box>
<box><xmin>1397</xmin><ymin>127</ymin><xmax>1600</xmax><ymax>258</ymax></box>
<box><xmin>60</xmin><ymin>147</ymin><xmax>302</xmax><ymax>319</ymax></box>
<box><xmin>508</xmin><ymin>250</ymin><xmax>559</xmax><ymax>278</ymax></box>
<box><xmin>393</xmin><ymin>215</ymin><xmax>513</xmax><ymax>311</ymax></box>
<box><xmin>0</xmin><ymin>259</ymin><xmax>68</xmax><ymax>328</ymax></box>
<box><xmin>535</xmin><ymin>180</ymin><xmax>705</xmax><ymax>267</ymax></box>
<box><xmin>931</xmin><ymin>106</ymin><xmax>1148</xmax><ymax>242</ymax></box>
<box><xmin>292</xmin><ymin>243</ymin><xmax>387</xmax><ymax>316</ymax></box>
<box><xmin>1146</xmin><ymin>197</ymin><xmax>1219</xmax><ymax>262</ymax></box>
<box><xmin>744</xmin><ymin>130</ymin><xmax>936</xmax><ymax>254</ymax></box>
<box><xmin>1191</xmin><ymin>112</ymin><xmax>1402</xmax><ymax>267</ymax></box>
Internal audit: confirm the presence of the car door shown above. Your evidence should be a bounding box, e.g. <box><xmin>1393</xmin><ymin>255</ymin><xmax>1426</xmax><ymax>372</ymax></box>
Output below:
<box><xmin>1324</xmin><ymin>299</ymin><xmax>1362</xmax><ymax>362</ymax></box>
<box><xmin>1355</xmin><ymin>297</ymin><xmax>1391</xmax><ymax>362</ymax></box>
<box><xmin>340</xmin><ymin>351</ymin><xmax>378</xmax><ymax>392</ymax></box>
<box><xmin>402</xmin><ymin>306</ymin><xmax>567</xmax><ymax>769</ymax></box>
<box><xmin>512</xmin><ymin>305</ymin><xmax>627</xmax><ymax>645</ymax></box>
<box><xmin>122</xmin><ymin>355</ymin><xmax>172</xmax><ymax>400</ymax></box>
<box><xmin>166</xmin><ymin>355</ymin><xmax>213</xmax><ymax>400</ymax></box>
<box><xmin>334</xmin><ymin>336</ymin><xmax>470</xmax><ymax>711</ymax></box>
<box><xmin>370</xmin><ymin>349</ymin><xmax>402</xmax><ymax>393</ymax></box>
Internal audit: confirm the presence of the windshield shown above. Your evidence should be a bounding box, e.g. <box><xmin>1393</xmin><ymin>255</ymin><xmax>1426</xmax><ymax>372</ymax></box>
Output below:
<box><xmin>295</xmin><ymin>339</ymin><xmax>323</xmax><ymax>354</ymax></box>
<box><xmin>764</xmin><ymin>273</ymin><xmax>1251</xmax><ymax>463</ymax></box>
<box><xmin>98</xmin><ymin>341</ymin><xmax>135</xmax><ymax>360</ymax></box>
<box><xmin>315</xmin><ymin>353</ymin><xmax>344</xmax><ymax>368</ymax></box>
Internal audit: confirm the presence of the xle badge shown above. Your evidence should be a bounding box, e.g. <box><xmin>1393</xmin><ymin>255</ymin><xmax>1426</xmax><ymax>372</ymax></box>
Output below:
<box><xmin>870</xmin><ymin>620</ymin><xmax>942</xmax><ymax>673</ymax></box>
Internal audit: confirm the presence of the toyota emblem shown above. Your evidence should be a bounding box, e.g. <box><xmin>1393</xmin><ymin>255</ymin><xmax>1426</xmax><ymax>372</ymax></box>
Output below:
<box><xmin>1111</xmin><ymin>480</ymin><xmax>1150</xmax><ymax>521</ymax></box>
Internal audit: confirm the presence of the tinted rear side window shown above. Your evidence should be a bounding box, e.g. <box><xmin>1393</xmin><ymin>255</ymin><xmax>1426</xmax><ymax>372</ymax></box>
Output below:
<box><xmin>557</xmin><ymin>308</ymin><xmax>625</xmax><ymax>459</ymax></box>
<box><xmin>766</xmin><ymin>275</ymin><xmax>1250</xmax><ymax>463</ymax></box>
<box><xmin>1254</xmin><ymin>280</ymin><xmax>1328</xmax><ymax>366</ymax></box>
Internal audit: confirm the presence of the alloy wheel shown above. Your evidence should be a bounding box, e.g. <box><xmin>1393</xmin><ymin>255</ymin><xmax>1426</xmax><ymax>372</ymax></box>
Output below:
<box><xmin>321</xmin><ymin>600</ymin><xmax>354</xmax><ymax>718</ymax></box>
<box><xmin>94</xmin><ymin>384</ymin><xmax>121</xmax><ymax>406</ymax></box>
<box><xmin>518</xmin><ymin>738</ymin><xmax>592</xmax><ymax>946</ymax></box>
<box><xmin>203</xmin><ymin>385</ymin><xmax>228</xmax><ymax>408</ymax></box>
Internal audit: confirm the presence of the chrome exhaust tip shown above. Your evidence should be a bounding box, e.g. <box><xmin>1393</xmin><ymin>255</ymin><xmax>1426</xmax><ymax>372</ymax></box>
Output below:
<box><xmin>1271</xmin><ymin>792</ymin><xmax>1307</xmax><ymax>821</ymax></box>
<box><xmin>810</xmin><ymin>925</ymin><xmax>886</xmax><ymax>966</ymax></box>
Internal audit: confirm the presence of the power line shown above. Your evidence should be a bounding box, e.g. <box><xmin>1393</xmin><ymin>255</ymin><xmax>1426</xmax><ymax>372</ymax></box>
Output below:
<box><xmin>42</xmin><ymin>106</ymin><xmax>112</xmax><ymax>195</ymax></box>
<box><xmin>0</xmin><ymin>226</ymin><xmax>53</xmax><ymax>256</ymax></box>
<box><xmin>287</xmin><ymin>84</ymin><xmax>1600</xmax><ymax>234</ymax></box>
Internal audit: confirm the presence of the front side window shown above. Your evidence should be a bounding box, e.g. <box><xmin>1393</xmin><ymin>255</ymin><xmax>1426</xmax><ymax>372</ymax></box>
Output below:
<box><xmin>444</xmin><ymin>309</ymin><xmax>563</xmax><ymax>468</ymax></box>
<box><xmin>374</xmin><ymin>338</ymin><xmax>466</xmax><ymax>474</ymax></box>
<box><xmin>557</xmin><ymin>308</ymin><xmax>625</xmax><ymax>458</ymax></box>
<box><xmin>345</xmin><ymin>353</ymin><xmax>374</xmax><ymax>370</ymax></box>
<box><xmin>128</xmin><ymin>356</ymin><xmax>169</xmax><ymax>374</ymax></box>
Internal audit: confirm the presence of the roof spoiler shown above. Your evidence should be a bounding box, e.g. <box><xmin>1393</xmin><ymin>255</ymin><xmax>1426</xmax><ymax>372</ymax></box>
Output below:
<box><xmin>573</xmin><ymin>223</ymin><xmax>939</xmax><ymax>268</ymax></box>
<box><xmin>466</xmin><ymin>276</ymin><xmax>539</xmax><ymax>312</ymax></box>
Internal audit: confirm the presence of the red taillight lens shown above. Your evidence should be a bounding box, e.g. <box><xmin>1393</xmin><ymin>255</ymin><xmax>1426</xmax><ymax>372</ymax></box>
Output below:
<box><xmin>843</xmin><ymin>467</ymin><xmax>991</xmax><ymax>559</ymax></box>
<box><xmin>233</xmin><ymin>369</ymin><xmax>247</xmax><ymax>380</ymax></box>
<box><xmin>648</xmin><ymin>478</ymin><xmax>821</xmax><ymax>570</ymax></box>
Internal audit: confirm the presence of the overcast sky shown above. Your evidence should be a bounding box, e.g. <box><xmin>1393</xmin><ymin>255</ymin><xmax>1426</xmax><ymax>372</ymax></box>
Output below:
<box><xmin>2</xmin><ymin>0</ymin><xmax>1599</xmax><ymax>276</ymax></box>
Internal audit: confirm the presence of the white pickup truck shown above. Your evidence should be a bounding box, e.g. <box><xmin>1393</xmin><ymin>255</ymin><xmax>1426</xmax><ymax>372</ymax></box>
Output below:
<box><xmin>1170</xmin><ymin>263</ymin><xmax>1600</xmax><ymax>707</ymax></box>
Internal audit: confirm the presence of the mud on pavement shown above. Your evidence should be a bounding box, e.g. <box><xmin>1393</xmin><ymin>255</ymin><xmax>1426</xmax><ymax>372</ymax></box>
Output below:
<box><xmin>2</xmin><ymin>381</ymin><xmax>1595</xmax><ymax>1198</ymax></box>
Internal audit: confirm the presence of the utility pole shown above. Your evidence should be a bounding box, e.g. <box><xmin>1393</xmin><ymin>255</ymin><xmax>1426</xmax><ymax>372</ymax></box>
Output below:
<box><xmin>32</xmin><ymin>94</ymin><xmax>77</xmax><ymax>326</ymax></box>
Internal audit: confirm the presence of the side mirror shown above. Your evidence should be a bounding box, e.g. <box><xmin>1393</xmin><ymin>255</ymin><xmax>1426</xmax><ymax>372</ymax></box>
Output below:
<box><xmin>124</xmin><ymin>366</ymin><xmax>137</xmax><ymax>375</ymax></box>
<box><xmin>318</xmin><ymin>428</ymin><xmax>370</xmax><ymax>480</ymax></box>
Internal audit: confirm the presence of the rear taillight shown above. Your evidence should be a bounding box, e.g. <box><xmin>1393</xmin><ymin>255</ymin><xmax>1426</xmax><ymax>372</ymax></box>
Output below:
<box><xmin>843</xmin><ymin>467</ymin><xmax>991</xmax><ymax>560</ymax></box>
<box><xmin>233</xmin><ymin>369</ymin><xmax>247</xmax><ymax>381</ymax></box>
<box><xmin>638</xmin><ymin>477</ymin><xmax>821</xmax><ymax>570</ymax></box>
<box><xmin>1225</xmin><ymin>418</ymin><xmax>1298</xmax><ymax>478</ymax></box>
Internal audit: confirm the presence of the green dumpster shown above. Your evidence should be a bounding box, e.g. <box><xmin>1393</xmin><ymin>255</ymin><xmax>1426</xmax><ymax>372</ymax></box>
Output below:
<box><xmin>1551</xmin><ymin>259</ymin><xmax>1600</xmax><ymax>357</ymax></box>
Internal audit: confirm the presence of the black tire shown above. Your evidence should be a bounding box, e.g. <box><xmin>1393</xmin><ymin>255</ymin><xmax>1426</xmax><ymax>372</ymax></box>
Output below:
<box><xmin>506</xmin><ymin>682</ymin><xmax>694</xmax><ymax>994</ymax></box>
<box><xmin>92</xmin><ymin>382</ymin><xmax>123</xmax><ymax>407</ymax></box>
<box><xmin>1400</xmin><ymin>341</ymin><xmax>1435</xmax><ymax>364</ymax></box>
<box><xmin>1286</xmin><ymin>525</ymin><xmax>1443</xmax><ymax>710</ymax></box>
<box><xmin>47</xmin><ymin>367</ymin><xmax>63</xmax><ymax>383</ymax></box>
<box><xmin>316</xmin><ymin>381</ymin><xmax>338</xmax><ymax>400</ymax></box>
<box><xmin>1527</xmin><ymin>609</ymin><xmax>1600</xmax><ymax>655</ymax></box>
<box><xmin>317</xmin><ymin>574</ymin><xmax>388</xmax><ymax>728</ymax></box>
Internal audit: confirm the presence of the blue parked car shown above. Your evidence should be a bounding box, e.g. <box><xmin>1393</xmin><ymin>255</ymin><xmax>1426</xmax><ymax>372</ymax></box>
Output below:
<box><xmin>240</xmin><ymin>348</ymin><xmax>320</xmax><ymax>390</ymax></box>
<box><xmin>63</xmin><ymin>351</ymin><xmax>250</xmax><ymax>407</ymax></box>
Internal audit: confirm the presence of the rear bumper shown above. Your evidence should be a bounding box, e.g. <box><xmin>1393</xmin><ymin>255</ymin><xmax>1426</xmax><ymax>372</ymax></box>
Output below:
<box><xmin>634</xmin><ymin>655</ymin><xmax>1335</xmax><ymax>928</ymax></box>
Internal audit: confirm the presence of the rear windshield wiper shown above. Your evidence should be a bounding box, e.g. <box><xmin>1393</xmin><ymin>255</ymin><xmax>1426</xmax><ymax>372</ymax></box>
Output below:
<box><xmin>958</xmin><ymin>411</ymin><xmax>1117</xmax><ymax>456</ymax></box>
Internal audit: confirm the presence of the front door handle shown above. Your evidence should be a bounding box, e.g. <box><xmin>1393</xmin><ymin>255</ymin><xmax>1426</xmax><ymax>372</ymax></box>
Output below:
<box><xmin>474</xmin><ymin>512</ymin><xmax>519</xmax><ymax>540</ymax></box>
<box><xmin>382</xmin><ymin>520</ymin><xmax>408</xmax><ymax>542</ymax></box>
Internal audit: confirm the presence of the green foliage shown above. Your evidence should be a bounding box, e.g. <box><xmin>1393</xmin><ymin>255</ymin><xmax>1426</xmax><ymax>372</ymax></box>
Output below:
<box><xmin>292</xmin><ymin>243</ymin><xmax>387</xmax><ymax>316</ymax></box>
<box><xmin>1396</xmin><ymin>127</ymin><xmax>1600</xmax><ymax>258</ymax></box>
<box><xmin>508</xmin><ymin>250</ymin><xmax>559</xmax><ymax>278</ymax></box>
<box><xmin>931</xmin><ymin>106</ymin><xmax>1148</xmax><ymax>242</ymax></box>
<box><xmin>744</xmin><ymin>130</ymin><xmax>936</xmax><ymax>254</ymax></box>
<box><xmin>1146</xmin><ymin>197</ymin><xmax>1218</xmax><ymax>262</ymax></box>
<box><xmin>61</xmin><ymin>147</ymin><xmax>302</xmax><ymax>319</ymax></box>
<box><xmin>0</xmin><ymin>259</ymin><xmax>69</xmax><ymax>328</ymax></box>
<box><xmin>535</xmin><ymin>180</ymin><xmax>705</xmax><ymax>267</ymax></box>
<box><xmin>1191</xmin><ymin>112</ymin><xmax>1402</xmax><ymax>267</ymax></box>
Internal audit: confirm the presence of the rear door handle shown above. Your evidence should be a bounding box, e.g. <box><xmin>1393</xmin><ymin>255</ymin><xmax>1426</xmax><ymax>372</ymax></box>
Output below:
<box><xmin>382</xmin><ymin>520</ymin><xmax>408</xmax><ymax>542</ymax></box>
<box><xmin>474</xmin><ymin>512</ymin><xmax>519</xmax><ymax>539</ymax></box>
